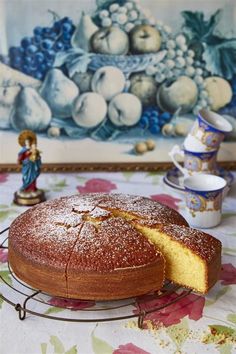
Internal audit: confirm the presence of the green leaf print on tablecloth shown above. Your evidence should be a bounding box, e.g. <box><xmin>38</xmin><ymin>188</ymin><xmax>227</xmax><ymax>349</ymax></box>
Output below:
<box><xmin>0</xmin><ymin>204</ymin><xmax>18</xmax><ymax>222</ymax></box>
<box><xmin>45</xmin><ymin>177</ymin><xmax>68</xmax><ymax>192</ymax></box>
<box><xmin>122</xmin><ymin>172</ymin><xmax>135</xmax><ymax>182</ymax></box>
<box><xmin>0</xmin><ymin>294</ymin><xmax>4</xmax><ymax>309</ymax></box>
<box><xmin>205</xmin><ymin>286</ymin><xmax>231</xmax><ymax>306</ymax></box>
<box><xmin>209</xmin><ymin>325</ymin><xmax>235</xmax><ymax>336</ymax></box>
<box><xmin>41</xmin><ymin>343</ymin><xmax>47</xmax><ymax>354</ymax></box>
<box><xmin>41</xmin><ymin>336</ymin><xmax>78</xmax><ymax>354</ymax></box>
<box><xmin>219</xmin><ymin>344</ymin><xmax>233</xmax><ymax>354</ymax></box>
<box><xmin>0</xmin><ymin>270</ymin><xmax>12</xmax><ymax>286</ymax></box>
<box><xmin>65</xmin><ymin>346</ymin><xmax>77</xmax><ymax>354</ymax></box>
<box><xmin>145</xmin><ymin>172</ymin><xmax>164</xmax><ymax>185</ymax></box>
<box><xmin>166</xmin><ymin>318</ymin><xmax>189</xmax><ymax>351</ymax></box>
<box><xmin>44</xmin><ymin>306</ymin><xmax>65</xmax><ymax>315</ymax></box>
<box><xmin>202</xmin><ymin>324</ymin><xmax>236</xmax><ymax>353</ymax></box>
<box><xmin>91</xmin><ymin>327</ymin><xmax>113</xmax><ymax>354</ymax></box>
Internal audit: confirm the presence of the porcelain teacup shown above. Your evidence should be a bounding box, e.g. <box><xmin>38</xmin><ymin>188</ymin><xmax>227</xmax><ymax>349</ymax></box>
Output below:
<box><xmin>184</xmin><ymin>109</ymin><xmax>232</xmax><ymax>152</ymax></box>
<box><xmin>169</xmin><ymin>144</ymin><xmax>218</xmax><ymax>177</ymax></box>
<box><xmin>184</xmin><ymin>174</ymin><xmax>227</xmax><ymax>228</ymax></box>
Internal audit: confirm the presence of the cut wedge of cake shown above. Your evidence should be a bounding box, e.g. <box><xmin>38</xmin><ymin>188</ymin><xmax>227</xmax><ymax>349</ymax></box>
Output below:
<box><xmin>132</xmin><ymin>221</ymin><xmax>221</xmax><ymax>293</ymax></box>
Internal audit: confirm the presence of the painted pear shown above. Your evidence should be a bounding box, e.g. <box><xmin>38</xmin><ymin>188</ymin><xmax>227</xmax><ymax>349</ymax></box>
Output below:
<box><xmin>10</xmin><ymin>86</ymin><xmax>51</xmax><ymax>131</ymax></box>
<box><xmin>0</xmin><ymin>62</ymin><xmax>41</xmax><ymax>88</ymax></box>
<box><xmin>0</xmin><ymin>86</ymin><xmax>20</xmax><ymax>129</ymax></box>
<box><xmin>71</xmin><ymin>12</ymin><xmax>98</xmax><ymax>52</ymax></box>
<box><xmin>40</xmin><ymin>69</ymin><xmax>79</xmax><ymax>118</ymax></box>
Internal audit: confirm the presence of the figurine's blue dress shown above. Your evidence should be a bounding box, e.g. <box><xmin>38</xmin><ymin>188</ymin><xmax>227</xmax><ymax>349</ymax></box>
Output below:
<box><xmin>18</xmin><ymin>147</ymin><xmax>41</xmax><ymax>191</ymax></box>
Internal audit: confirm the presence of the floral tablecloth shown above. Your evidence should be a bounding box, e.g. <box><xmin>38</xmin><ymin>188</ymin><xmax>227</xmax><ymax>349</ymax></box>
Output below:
<box><xmin>0</xmin><ymin>171</ymin><xmax>236</xmax><ymax>354</ymax></box>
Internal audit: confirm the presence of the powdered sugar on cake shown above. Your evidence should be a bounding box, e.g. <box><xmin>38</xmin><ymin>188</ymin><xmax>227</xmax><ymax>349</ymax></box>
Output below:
<box><xmin>68</xmin><ymin>217</ymin><xmax>161</xmax><ymax>272</ymax></box>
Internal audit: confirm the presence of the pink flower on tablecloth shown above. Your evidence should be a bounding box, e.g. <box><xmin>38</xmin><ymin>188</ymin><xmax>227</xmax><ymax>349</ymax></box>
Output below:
<box><xmin>113</xmin><ymin>343</ymin><xmax>150</xmax><ymax>354</ymax></box>
<box><xmin>0</xmin><ymin>173</ymin><xmax>9</xmax><ymax>184</ymax></box>
<box><xmin>48</xmin><ymin>297</ymin><xmax>95</xmax><ymax>310</ymax></box>
<box><xmin>77</xmin><ymin>178</ymin><xmax>117</xmax><ymax>194</ymax></box>
<box><xmin>0</xmin><ymin>249</ymin><xmax>8</xmax><ymax>263</ymax></box>
<box><xmin>150</xmin><ymin>194</ymin><xmax>181</xmax><ymax>211</ymax></box>
<box><xmin>134</xmin><ymin>291</ymin><xmax>205</xmax><ymax>328</ymax></box>
<box><xmin>219</xmin><ymin>263</ymin><xmax>236</xmax><ymax>285</ymax></box>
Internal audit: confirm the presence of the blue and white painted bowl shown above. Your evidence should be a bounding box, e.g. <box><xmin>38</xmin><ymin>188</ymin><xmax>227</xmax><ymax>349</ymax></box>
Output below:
<box><xmin>89</xmin><ymin>51</ymin><xmax>166</xmax><ymax>76</ymax></box>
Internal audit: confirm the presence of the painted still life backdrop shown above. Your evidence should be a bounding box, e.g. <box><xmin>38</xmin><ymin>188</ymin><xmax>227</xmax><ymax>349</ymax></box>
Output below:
<box><xmin>0</xmin><ymin>0</ymin><xmax>236</xmax><ymax>164</ymax></box>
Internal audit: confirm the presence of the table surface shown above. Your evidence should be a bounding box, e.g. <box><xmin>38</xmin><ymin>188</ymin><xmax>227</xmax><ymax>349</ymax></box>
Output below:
<box><xmin>0</xmin><ymin>171</ymin><xmax>236</xmax><ymax>354</ymax></box>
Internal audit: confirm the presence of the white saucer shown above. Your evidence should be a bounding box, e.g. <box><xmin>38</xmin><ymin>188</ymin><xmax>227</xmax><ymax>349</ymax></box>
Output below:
<box><xmin>163</xmin><ymin>167</ymin><xmax>234</xmax><ymax>192</ymax></box>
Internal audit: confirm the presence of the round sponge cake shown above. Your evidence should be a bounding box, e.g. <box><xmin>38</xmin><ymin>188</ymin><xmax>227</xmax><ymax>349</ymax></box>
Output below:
<box><xmin>8</xmin><ymin>193</ymin><xmax>221</xmax><ymax>299</ymax></box>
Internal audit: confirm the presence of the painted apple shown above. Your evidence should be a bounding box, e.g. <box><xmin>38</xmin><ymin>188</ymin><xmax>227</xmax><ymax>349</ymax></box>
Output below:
<box><xmin>72</xmin><ymin>71</ymin><xmax>93</xmax><ymax>93</ymax></box>
<box><xmin>108</xmin><ymin>93</ymin><xmax>142</xmax><ymax>127</ymax></box>
<box><xmin>91</xmin><ymin>66</ymin><xmax>126</xmax><ymax>101</ymax></box>
<box><xmin>91</xmin><ymin>27</ymin><xmax>129</xmax><ymax>55</ymax></box>
<box><xmin>157</xmin><ymin>76</ymin><xmax>198</xmax><ymax>114</ymax></box>
<box><xmin>129</xmin><ymin>25</ymin><xmax>162</xmax><ymax>54</ymax></box>
<box><xmin>129</xmin><ymin>73</ymin><xmax>157</xmax><ymax>106</ymax></box>
<box><xmin>204</xmin><ymin>76</ymin><xmax>233</xmax><ymax>111</ymax></box>
<box><xmin>72</xmin><ymin>92</ymin><xmax>107</xmax><ymax>128</ymax></box>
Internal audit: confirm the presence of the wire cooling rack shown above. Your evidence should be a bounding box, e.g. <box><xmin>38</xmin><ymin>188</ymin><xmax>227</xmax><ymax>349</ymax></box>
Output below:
<box><xmin>0</xmin><ymin>227</ymin><xmax>192</xmax><ymax>328</ymax></box>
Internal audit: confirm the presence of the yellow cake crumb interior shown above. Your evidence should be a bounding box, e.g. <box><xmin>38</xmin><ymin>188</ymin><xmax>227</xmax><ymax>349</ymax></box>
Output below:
<box><xmin>105</xmin><ymin>208</ymin><xmax>208</xmax><ymax>293</ymax></box>
<box><xmin>135</xmin><ymin>224</ymin><xmax>206</xmax><ymax>293</ymax></box>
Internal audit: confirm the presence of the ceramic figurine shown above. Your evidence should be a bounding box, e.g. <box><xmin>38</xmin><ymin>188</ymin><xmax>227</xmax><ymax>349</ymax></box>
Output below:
<box><xmin>14</xmin><ymin>130</ymin><xmax>45</xmax><ymax>206</ymax></box>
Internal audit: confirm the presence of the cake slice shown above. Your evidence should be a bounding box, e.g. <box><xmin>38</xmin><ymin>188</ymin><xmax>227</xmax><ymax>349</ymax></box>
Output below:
<box><xmin>133</xmin><ymin>220</ymin><xmax>222</xmax><ymax>293</ymax></box>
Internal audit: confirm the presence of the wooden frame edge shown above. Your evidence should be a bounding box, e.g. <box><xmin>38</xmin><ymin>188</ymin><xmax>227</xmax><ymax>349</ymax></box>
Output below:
<box><xmin>1</xmin><ymin>161</ymin><xmax>236</xmax><ymax>172</ymax></box>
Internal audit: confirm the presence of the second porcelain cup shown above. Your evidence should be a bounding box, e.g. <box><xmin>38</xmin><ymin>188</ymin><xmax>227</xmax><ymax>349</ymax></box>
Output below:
<box><xmin>184</xmin><ymin>174</ymin><xmax>227</xmax><ymax>228</ymax></box>
<box><xmin>169</xmin><ymin>144</ymin><xmax>218</xmax><ymax>177</ymax></box>
<box><xmin>184</xmin><ymin>109</ymin><xmax>232</xmax><ymax>152</ymax></box>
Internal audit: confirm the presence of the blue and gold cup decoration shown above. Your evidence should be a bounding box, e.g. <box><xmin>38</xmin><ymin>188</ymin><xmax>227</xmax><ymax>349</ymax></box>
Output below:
<box><xmin>169</xmin><ymin>145</ymin><xmax>218</xmax><ymax>177</ymax></box>
<box><xmin>184</xmin><ymin>109</ymin><xmax>232</xmax><ymax>152</ymax></box>
<box><xmin>184</xmin><ymin>174</ymin><xmax>227</xmax><ymax>228</ymax></box>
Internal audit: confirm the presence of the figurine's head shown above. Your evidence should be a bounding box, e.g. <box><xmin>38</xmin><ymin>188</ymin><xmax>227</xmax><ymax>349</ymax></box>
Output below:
<box><xmin>18</xmin><ymin>130</ymin><xmax>37</xmax><ymax>148</ymax></box>
<box><xmin>25</xmin><ymin>139</ymin><xmax>31</xmax><ymax>148</ymax></box>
